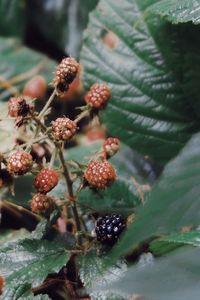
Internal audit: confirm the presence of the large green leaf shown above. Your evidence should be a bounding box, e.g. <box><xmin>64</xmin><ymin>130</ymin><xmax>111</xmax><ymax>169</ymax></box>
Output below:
<box><xmin>78</xmin><ymin>251</ymin><xmax>127</xmax><ymax>300</ymax></box>
<box><xmin>94</xmin><ymin>248</ymin><xmax>200</xmax><ymax>300</ymax></box>
<box><xmin>109</xmin><ymin>133</ymin><xmax>200</xmax><ymax>262</ymax></box>
<box><xmin>149</xmin><ymin>0</ymin><xmax>200</xmax><ymax>24</ymax></box>
<box><xmin>6</xmin><ymin>175</ymin><xmax>34</xmax><ymax>208</ymax></box>
<box><xmin>0</xmin><ymin>0</ymin><xmax>26</xmax><ymax>38</ymax></box>
<box><xmin>80</xmin><ymin>0</ymin><xmax>200</xmax><ymax>164</ymax></box>
<box><xmin>150</xmin><ymin>230</ymin><xmax>200</xmax><ymax>256</ymax></box>
<box><xmin>0</xmin><ymin>239</ymin><xmax>70</xmax><ymax>290</ymax></box>
<box><xmin>1</xmin><ymin>282</ymin><xmax>50</xmax><ymax>300</ymax></box>
<box><xmin>78</xmin><ymin>180</ymin><xmax>140</xmax><ymax>217</ymax></box>
<box><xmin>0</xmin><ymin>229</ymin><xmax>29</xmax><ymax>247</ymax></box>
<box><xmin>0</xmin><ymin>38</ymin><xmax>56</xmax><ymax>101</ymax></box>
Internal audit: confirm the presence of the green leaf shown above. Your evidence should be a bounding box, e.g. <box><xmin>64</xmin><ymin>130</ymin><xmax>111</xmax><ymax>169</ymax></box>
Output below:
<box><xmin>0</xmin><ymin>0</ymin><xmax>26</xmax><ymax>38</ymax></box>
<box><xmin>109</xmin><ymin>133</ymin><xmax>200</xmax><ymax>263</ymax></box>
<box><xmin>80</xmin><ymin>0</ymin><xmax>200</xmax><ymax>164</ymax></box>
<box><xmin>0</xmin><ymin>229</ymin><xmax>29</xmax><ymax>247</ymax></box>
<box><xmin>150</xmin><ymin>230</ymin><xmax>200</xmax><ymax>256</ymax></box>
<box><xmin>95</xmin><ymin>248</ymin><xmax>200</xmax><ymax>300</ymax></box>
<box><xmin>8</xmin><ymin>174</ymin><xmax>34</xmax><ymax>208</ymax></box>
<box><xmin>1</xmin><ymin>281</ymin><xmax>50</xmax><ymax>299</ymax></box>
<box><xmin>78</xmin><ymin>251</ymin><xmax>127</xmax><ymax>300</ymax></box>
<box><xmin>1</xmin><ymin>282</ymin><xmax>31</xmax><ymax>300</ymax></box>
<box><xmin>148</xmin><ymin>0</ymin><xmax>200</xmax><ymax>24</ymax></box>
<box><xmin>0</xmin><ymin>38</ymin><xmax>56</xmax><ymax>101</ymax></box>
<box><xmin>0</xmin><ymin>239</ymin><xmax>70</xmax><ymax>289</ymax></box>
<box><xmin>78</xmin><ymin>180</ymin><xmax>140</xmax><ymax>217</ymax></box>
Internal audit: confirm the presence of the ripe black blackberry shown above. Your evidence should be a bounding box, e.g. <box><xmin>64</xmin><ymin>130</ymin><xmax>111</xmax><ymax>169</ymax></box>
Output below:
<box><xmin>95</xmin><ymin>214</ymin><xmax>126</xmax><ymax>245</ymax></box>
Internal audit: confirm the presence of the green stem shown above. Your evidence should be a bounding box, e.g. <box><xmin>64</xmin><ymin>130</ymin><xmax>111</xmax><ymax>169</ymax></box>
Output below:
<box><xmin>39</xmin><ymin>89</ymin><xmax>56</xmax><ymax>118</ymax></box>
<box><xmin>33</xmin><ymin>115</ymin><xmax>82</xmax><ymax>245</ymax></box>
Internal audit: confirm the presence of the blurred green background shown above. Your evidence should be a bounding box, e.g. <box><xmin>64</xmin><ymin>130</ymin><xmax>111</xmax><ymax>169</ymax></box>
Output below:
<box><xmin>0</xmin><ymin>0</ymin><xmax>98</xmax><ymax>59</ymax></box>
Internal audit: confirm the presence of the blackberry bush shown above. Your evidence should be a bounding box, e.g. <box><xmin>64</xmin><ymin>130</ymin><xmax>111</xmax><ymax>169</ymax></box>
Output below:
<box><xmin>1</xmin><ymin>1</ymin><xmax>199</xmax><ymax>299</ymax></box>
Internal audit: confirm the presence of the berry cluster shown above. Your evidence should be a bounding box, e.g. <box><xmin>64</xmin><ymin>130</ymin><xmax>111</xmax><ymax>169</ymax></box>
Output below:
<box><xmin>7</xmin><ymin>151</ymin><xmax>33</xmax><ymax>175</ymax></box>
<box><xmin>34</xmin><ymin>168</ymin><xmax>59</xmax><ymax>193</ymax></box>
<box><xmin>8</xmin><ymin>96</ymin><xmax>34</xmax><ymax>118</ymax></box>
<box><xmin>2</xmin><ymin>55</ymin><xmax>124</xmax><ymax>250</ymax></box>
<box><xmin>103</xmin><ymin>137</ymin><xmax>120</xmax><ymax>158</ymax></box>
<box><xmin>95</xmin><ymin>214</ymin><xmax>126</xmax><ymax>245</ymax></box>
<box><xmin>52</xmin><ymin>117</ymin><xmax>77</xmax><ymax>141</ymax></box>
<box><xmin>84</xmin><ymin>83</ymin><xmax>110</xmax><ymax>109</ymax></box>
<box><xmin>31</xmin><ymin>193</ymin><xmax>55</xmax><ymax>217</ymax></box>
<box><xmin>54</xmin><ymin>57</ymin><xmax>79</xmax><ymax>96</ymax></box>
<box><xmin>84</xmin><ymin>160</ymin><xmax>116</xmax><ymax>189</ymax></box>
<box><xmin>8</xmin><ymin>96</ymin><xmax>34</xmax><ymax>127</ymax></box>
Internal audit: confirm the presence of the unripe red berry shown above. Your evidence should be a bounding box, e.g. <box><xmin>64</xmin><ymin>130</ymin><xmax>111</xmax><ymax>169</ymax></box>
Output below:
<box><xmin>31</xmin><ymin>193</ymin><xmax>55</xmax><ymax>217</ymax></box>
<box><xmin>86</xmin><ymin>126</ymin><xmax>106</xmax><ymax>142</ymax></box>
<box><xmin>7</xmin><ymin>150</ymin><xmax>33</xmax><ymax>175</ymax></box>
<box><xmin>23</xmin><ymin>75</ymin><xmax>47</xmax><ymax>99</ymax></box>
<box><xmin>84</xmin><ymin>160</ymin><xmax>116</xmax><ymax>189</ymax></box>
<box><xmin>103</xmin><ymin>137</ymin><xmax>120</xmax><ymax>158</ymax></box>
<box><xmin>54</xmin><ymin>57</ymin><xmax>79</xmax><ymax>96</ymax></box>
<box><xmin>0</xmin><ymin>276</ymin><xmax>4</xmax><ymax>295</ymax></box>
<box><xmin>84</xmin><ymin>83</ymin><xmax>111</xmax><ymax>109</ymax></box>
<box><xmin>34</xmin><ymin>168</ymin><xmax>59</xmax><ymax>193</ymax></box>
<box><xmin>8</xmin><ymin>96</ymin><xmax>34</xmax><ymax>118</ymax></box>
<box><xmin>52</xmin><ymin>117</ymin><xmax>77</xmax><ymax>141</ymax></box>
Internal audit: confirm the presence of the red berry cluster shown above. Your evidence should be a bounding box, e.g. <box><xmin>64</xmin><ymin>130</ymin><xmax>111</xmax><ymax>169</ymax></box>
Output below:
<box><xmin>7</xmin><ymin>151</ymin><xmax>33</xmax><ymax>175</ymax></box>
<box><xmin>84</xmin><ymin>160</ymin><xmax>116</xmax><ymax>189</ymax></box>
<box><xmin>8</xmin><ymin>96</ymin><xmax>33</xmax><ymax>118</ymax></box>
<box><xmin>103</xmin><ymin>137</ymin><xmax>120</xmax><ymax>158</ymax></box>
<box><xmin>3</xmin><ymin>54</ymin><xmax>123</xmax><ymax>252</ymax></box>
<box><xmin>31</xmin><ymin>193</ymin><xmax>55</xmax><ymax>217</ymax></box>
<box><xmin>34</xmin><ymin>168</ymin><xmax>59</xmax><ymax>193</ymax></box>
<box><xmin>52</xmin><ymin>117</ymin><xmax>77</xmax><ymax>141</ymax></box>
<box><xmin>84</xmin><ymin>83</ymin><xmax>110</xmax><ymax>109</ymax></box>
<box><xmin>54</xmin><ymin>57</ymin><xmax>79</xmax><ymax>96</ymax></box>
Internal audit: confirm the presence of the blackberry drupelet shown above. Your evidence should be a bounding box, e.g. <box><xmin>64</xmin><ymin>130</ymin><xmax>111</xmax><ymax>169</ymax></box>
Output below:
<box><xmin>95</xmin><ymin>214</ymin><xmax>126</xmax><ymax>245</ymax></box>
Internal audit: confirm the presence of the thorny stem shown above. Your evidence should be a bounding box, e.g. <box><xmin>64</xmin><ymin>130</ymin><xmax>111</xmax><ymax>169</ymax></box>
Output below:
<box><xmin>32</xmin><ymin>115</ymin><xmax>82</xmax><ymax>245</ymax></box>
<box><xmin>25</xmin><ymin>127</ymin><xmax>44</xmax><ymax>152</ymax></box>
<box><xmin>57</xmin><ymin>143</ymin><xmax>74</xmax><ymax>198</ymax></box>
<box><xmin>74</xmin><ymin>109</ymin><xmax>89</xmax><ymax>124</ymax></box>
<box><xmin>57</xmin><ymin>143</ymin><xmax>82</xmax><ymax>244</ymax></box>
<box><xmin>39</xmin><ymin>89</ymin><xmax>57</xmax><ymax>118</ymax></box>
